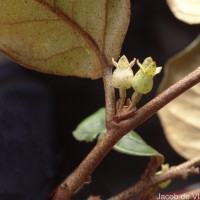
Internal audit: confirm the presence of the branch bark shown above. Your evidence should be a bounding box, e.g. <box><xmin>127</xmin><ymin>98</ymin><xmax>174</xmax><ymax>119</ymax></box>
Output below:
<box><xmin>49</xmin><ymin>67</ymin><xmax>200</xmax><ymax>200</ymax></box>
<box><xmin>101</xmin><ymin>55</ymin><xmax>116</xmax><ymax>124</ymax></box>
<box><xmin>109</xmin><ymin>155</ymin><xmax>200</xmax><ymax>200</ymax></box>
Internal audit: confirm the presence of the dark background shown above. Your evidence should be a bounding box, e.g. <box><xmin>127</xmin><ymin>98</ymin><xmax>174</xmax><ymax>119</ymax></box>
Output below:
<box><xmin>0</xmin><ymin>1</ymin><xmax>199</xmax><ymax>200</ymax></box>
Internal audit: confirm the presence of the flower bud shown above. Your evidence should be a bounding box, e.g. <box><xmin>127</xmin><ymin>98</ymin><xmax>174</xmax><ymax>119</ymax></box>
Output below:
<box><xmin>155</xmin><ymin>164</ymin><xmax>171</xmax><ymax>189</ymax></box>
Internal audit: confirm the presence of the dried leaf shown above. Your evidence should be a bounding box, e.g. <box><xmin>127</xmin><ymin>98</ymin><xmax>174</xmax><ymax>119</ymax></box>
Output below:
<box><xmin>158</xmin><ymin>35</ymin><xmax>200</xmax><ymax>159</ymax></box>
<box><xmin>167</xmin><ymin>0</ymin><xmax>200</xmax><ymax>24</ymax></box>
<box><xmin>0</xmin><ymin>0</ymin><xmax>130</xmax><ymax>79</ymax></box>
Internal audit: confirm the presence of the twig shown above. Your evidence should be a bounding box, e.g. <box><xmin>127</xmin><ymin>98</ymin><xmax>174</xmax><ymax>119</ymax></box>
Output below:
<box><xmin>49</xmin><ymin>67</ymin><xmax>200</xmax><ymax>200</ymax></box>
<box><xmin>118</xmin><ymin>67</ymin><xmax>200</xmax><ymax>135</ymax></box>
<box><xmin>108</xmin><ymin>156</ymin><xmax>200</xmax><ymax>200</ymax></box>
<box><xmin>138</xmin><ymin>157</ymin><xmax>162</xmax><ymax>200</ymax></box>
<box><xmin>113</xmin><ymin>107</ymin><xmax>136</xmax><ymax>123</ymax></box>
<box><xmin>102</xmin><ymin>57</ymin><xmax>116</xmax><ymax>124</ymax></box>
<box><xmin>153</xmin><ymin>156</ymin><xmax>200</xmax><ymax>184</ymax></box>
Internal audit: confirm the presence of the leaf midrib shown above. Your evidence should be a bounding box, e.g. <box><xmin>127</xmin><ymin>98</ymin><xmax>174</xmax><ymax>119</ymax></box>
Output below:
<box><xmin>34</xmin><ymin>0</ymin><xmax>106</xmax><ymax>68</ymax></box>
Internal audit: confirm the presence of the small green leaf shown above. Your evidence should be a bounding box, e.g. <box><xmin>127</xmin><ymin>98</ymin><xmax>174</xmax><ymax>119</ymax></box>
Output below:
<box><xmin>73</xmin><ymin>108</ymin><xmax>106</xmax><ymax>142</ymax></box>
<box><xmin>113</xmin><ymin>130</ymin><xmax>163</xmax><ymax>157</ymax></box>
<box><xmin>73</xmin><ymin>107</ymin><xmax>163</xmax><ymax>161</ymax></box>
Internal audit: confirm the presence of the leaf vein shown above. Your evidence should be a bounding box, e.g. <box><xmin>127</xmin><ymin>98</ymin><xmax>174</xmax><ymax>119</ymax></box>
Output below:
<box><xmin>0</xmin><ymin>18</ymin><xmax>62</xmax><ymax>25</ymax></box>
<box><xmin>0</xmin><ymin>42</ymin><xmax>85</xmax><ymax>61</ymax></box>
<box><xmin>102</xmin><ymin>0</ymin><xmax>108</xmax><ymax>52</ymax></box>
<box><xmin>34</xmin><ymin>0</ymin><xmax>105</xmax><ymax>67</ymax></box>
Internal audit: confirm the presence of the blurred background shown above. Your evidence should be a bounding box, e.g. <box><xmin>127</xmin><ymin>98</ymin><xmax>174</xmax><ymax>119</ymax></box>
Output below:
<box><xmin>0</xmin><ymin>0</ymin><xmax>199</xmax><ymax>199</ymax></box>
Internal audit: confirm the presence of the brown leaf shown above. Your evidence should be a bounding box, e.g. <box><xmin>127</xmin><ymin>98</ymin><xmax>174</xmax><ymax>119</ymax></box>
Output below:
<box><xmin>0</xmin><ymin>0</ymin><xmax>130</xmax><ymax>79</ymax></box>
<box><xmin>158</xmin><ymin>35</ymin><xmax>200</xmax><ymax>159</ymax></box>
<box><xmin>167</xmin><ymin>0</ymin><xmax>200</xmax><ymax>24</ymax></box>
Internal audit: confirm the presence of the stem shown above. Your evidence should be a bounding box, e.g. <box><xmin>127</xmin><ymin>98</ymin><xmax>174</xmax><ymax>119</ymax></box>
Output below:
<box><xmin>120</xmin><ymin>66</ymin><xmax>200</xmax><ymax>134</ymax></box>
<box><xmin>109</xmin><ymin>155</ymin><xmax>200</xmax><ymax>200</ymax></box>
<box><xmin>138</xmin><ymin>157</ymin><xmax>162</xmax><ymax>200</ymax></box>
<box><xmin>128</xmin><ymin>91</ymin><xmax>142</xmax><ymax>110</ymax></box>
<box><xmin>49</xmin><ymin>129</ymin><xmax>120</xmax><ymax>200</ymax></box>
<box><xmin>102</xmin><ymin>57</ymin><xmax>116</xmax><ymax>124</ymax></box>
<box><xmin>119</xmin><ymin>87</ymin><xmax>126</xmax><ymax>108</ymax></box>
<box><xmin>49</xmin><ymin>67</ymin><xmax>200</xmax><ymax>200</ymax></box>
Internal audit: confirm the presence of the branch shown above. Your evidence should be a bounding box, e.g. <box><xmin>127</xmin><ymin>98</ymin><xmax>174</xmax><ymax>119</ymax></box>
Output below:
<box><xmin>101</xmin><ymin>55</ymin><xmax>116</xmax><ymax>124</ymax></box>
<box><xmin>108</xmin><ymin>156</ymin><xmax>200</xmax><ymax>200</ymax></box>
<box><xmin>117</xmin><ymin>66</ymin><xmax>200</xmax><ymax>135</ymax></box>
<box><xmin>138</xmin><ymin>157</ymin><xmax>162</xmax><ymax>200</ymax></box>
<box><xmin>49</xmin><ymin>67</ymin><xmax>200</xmax><ymax>200</ymax></box>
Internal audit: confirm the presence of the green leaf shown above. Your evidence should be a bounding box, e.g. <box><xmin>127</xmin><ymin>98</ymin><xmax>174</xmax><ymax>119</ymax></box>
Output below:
<box><xmin>113</xmin><ymin>130</ymin><xmax>163</xmax><ymax>157</ymax></box>
<box><xmin>73</xmin><ymin>107</ymin><xmax>163</xmax><ymax>161</ymax></box>
<box><xmin>73</xmin><ymin>108</ymin><xmax>106</xmax><ymax>142</ymax></box>
<box><xmin>0</xmin><ymin>0</ymin><xmax>130</xmax><ymax>79</ymax></box>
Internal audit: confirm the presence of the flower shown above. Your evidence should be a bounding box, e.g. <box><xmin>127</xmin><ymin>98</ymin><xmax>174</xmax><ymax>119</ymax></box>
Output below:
<box><xmin>112</xmin><ymin>55</ymin><xmax>136</xmax><ymax>89</ymax></box>
<box><xmin>132</xmin><ymin>57</ymin><xmax>162</xmax><ymax>94</ymax></box>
